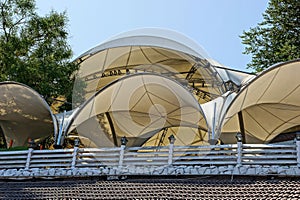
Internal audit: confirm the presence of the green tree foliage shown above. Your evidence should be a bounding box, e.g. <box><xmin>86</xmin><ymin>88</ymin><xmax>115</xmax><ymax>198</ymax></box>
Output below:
<box><xmin>240</xmin><ymin>0</ymin><xmax>300</xmax><ymax>72</ymax></box>
<box><xmin>0</xmin><ymin>0</ymin><xmax>79</xmax><ymax>110</ymax></box>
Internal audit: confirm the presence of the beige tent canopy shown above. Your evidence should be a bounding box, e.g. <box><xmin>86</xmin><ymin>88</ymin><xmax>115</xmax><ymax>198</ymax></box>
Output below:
<box><xmin>0</xmin><ymin>29</ymin><xmax>297</xmax><ymax>148</ymax></box>
<box><xmin>0</xmin><ymin>82</ymin><xmax>57</xmax><ymax>147</ymax></box>
<box><xmin>66</xmin><ymin>28</ymin><xmax>257</xmax><ymax>147</ymax></box>
<box><xmin>65</xmin><ymin>28</ymin><xmax>300</xmax><ymax>147</ymax></box>
<box><xmin>220</xmin><ymin>59</ymin><xmax>300</xmax><ymax>143</ymax></box>
<box><xmin>66</xmin><ymin>73</ymin><xmax>207</xmax><ymax>147</ymax></box>
<box><xmin>73</xmin><ymin>28</ymin><xmax>227</xmax><ymax>106</ymax></box>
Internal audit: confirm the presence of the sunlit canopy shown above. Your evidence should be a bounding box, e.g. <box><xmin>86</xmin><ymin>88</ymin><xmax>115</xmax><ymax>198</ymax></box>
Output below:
<box><xmin>66</xmin><ymin>73</ymin><xmax>207</xmax><ymax>147</ymax></box>
<box><xmin>69</xmin><ymin>28</ymin><xmax>258</xmax><ymax>147</ymax></box>
<box><xmin>73</xmin><ymin>28</ymin><xmax>227</xmax><ymax>106</ymax></box>
<box><xmin>221</xmin><ymin>60</ymin><xmax>300</xmax><ymax>143</ymax></box>
<box><xmin>0</xmin><ymin>82</ymin><xmax>57</xmax><ymax>147</ymax></box>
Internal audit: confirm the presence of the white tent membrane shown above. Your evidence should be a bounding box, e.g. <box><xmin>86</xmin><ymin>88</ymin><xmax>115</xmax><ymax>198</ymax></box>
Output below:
<box><xmin>66</xmin><ymin>73</ymin><xmax>207</xmax><ymax>147</ymax></box>
<box><xmin>214</xmin><ymin>66</ymin><xmax>255</xmax><ymax>88</ymax></box>
<box><xmin>220</xmin><ymin>59</ymin><xmax>300</xmax><ymax>144</ymax></box>
<box><xmin>201</xmin><ymin>91</ymin><xmax>237</xmax><ymax>140</ymax></box>
<box><xmin>0</xmin><ymin>82</ymin><xmax>57</xmax><ymax>147</ymax></box>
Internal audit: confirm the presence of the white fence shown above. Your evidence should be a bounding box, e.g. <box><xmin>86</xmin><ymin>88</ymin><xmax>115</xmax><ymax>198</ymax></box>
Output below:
<box><xmin>0</xmin><ymin>141</ymin><xmax>299</xmax><ymax>170</ymax></box>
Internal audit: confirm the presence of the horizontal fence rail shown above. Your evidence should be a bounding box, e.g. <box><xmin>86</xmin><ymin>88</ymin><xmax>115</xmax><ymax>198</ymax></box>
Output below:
<box><xmin>0</xmin><ymin>142</ymin><xmax>299</xmax><ymax>171</ymax></box>
<box><xmin>171</xmin><ymin>144</ymin><xmax>239</xmax><ymax>166</ymax></box>
<box><xmin>241</xmin><ymin>144</ymin><xmax>298</xmax><ymax>165</ymax></box>
<box><xmin>77</xmin><ymin>148</ymin><xmax>121</xmax><ymax>167</ymax></box>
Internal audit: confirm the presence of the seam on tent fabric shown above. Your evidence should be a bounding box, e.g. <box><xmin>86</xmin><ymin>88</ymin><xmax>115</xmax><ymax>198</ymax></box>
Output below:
<box><xmin>130</xmin><ymin>92</ymin><xmax>147</xmax><ymax>111</ymax></box>
<box><xmin>244</xmin><ymin>109</ymin><xmax>270</xmax><ymax>137</ymax></box>
<box><xmin>102</xmin><ymin>49</ymin><xmax>109</xmax><ymax>72</ymax></box>
<box><xmin>139</xmin><ymin>46</ymin><xmax>153</xmax><ymax>63</ymax></box>
<box><xmin>256</xmin><ymin>68</ymin><xmax>281</xmax><ymax>104</ymax></box>
<box><xmin>279</xmin><ymin>83</ymin><xmax>300</xmax><ymax>103</ymax></box>
<box><xmin>257</xmin><ymin>104</ymin><xmax>286</xmax><ymax>122</ymax></box>
<box><xmin>107</xmin><ymin>78</ymin><xmax>124</xmax><ymax>112</ymax></box>
<box><xmin>125</xmin><ymin>46</ymin><xmax>132</xmax><ymax>67</ymax></box>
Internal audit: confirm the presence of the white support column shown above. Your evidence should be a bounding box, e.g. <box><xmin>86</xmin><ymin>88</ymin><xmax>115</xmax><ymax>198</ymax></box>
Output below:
<box><xmin>55</xmin><ymin>110</ymin><xmax>66</xmax><ymax>147</ymax></box>
<box><xmin>236</xmin><ymin>132</ymin><xmax>243</xmax><ymax>167</ymax></box>
<box><xmin>168</xmin><ymin>135</ymin><xmax>176</xmax><ymax>166</ymax></box>
<box><xmin>296</xmin><ymin>132</ymin><xmax>300</xmax><ymax>167</ymax></box>
<box><xmin>212</xmin><ymin>102</ymin><xmax>217</xmax><ymax>140</ymax></box>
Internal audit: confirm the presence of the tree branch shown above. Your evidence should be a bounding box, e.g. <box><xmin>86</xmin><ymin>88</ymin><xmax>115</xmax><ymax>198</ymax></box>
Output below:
<box><xmin>0</xmin><ymin>2</ymin><xmax>9</xmax><ymax>42</ymax></box>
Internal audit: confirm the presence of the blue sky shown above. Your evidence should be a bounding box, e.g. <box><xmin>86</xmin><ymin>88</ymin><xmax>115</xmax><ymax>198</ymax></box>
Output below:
<box><xmin>36</xmin><ymin>0</ymin><xmax>268</xmax><ymax>72</ymax></box>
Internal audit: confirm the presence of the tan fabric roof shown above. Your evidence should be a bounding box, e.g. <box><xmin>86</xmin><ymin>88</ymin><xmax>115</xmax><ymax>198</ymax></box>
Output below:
<box><xmin>0</xmin><ymin>82</ymin><xmax>57</xmax><ymax>147</ymax></box>
<box><xmin>67</xmin><ymin>28</ymin><xmax>298</xmax><ymax>147</ymax></box>
<box><xmin>221</xmin><ymin>60</ymin><xmax>300</xmax><ymax>143</ymax></box>
<box><xmin>0</xmin><ymin>29</ymin><xmax>297</xmax><ymax>148</ymax></box>
<box><xmin>73</xmin><ymin>28</ymin><xmax>228</xmax><ymax>106</ymax></box>
<box><xmin>77</xmin><ymin>28</ymin><xmax>210</xmax><ymax>62</ymax></box>
<box><xmin>67</xmin><ymin>73</ymin><xmax>207</xmax><ymax>147</ymax></box>
<box><xmin>74</xmin><ymin>46</ymin><xmax>226</xmax><ymax>105</ymax></box>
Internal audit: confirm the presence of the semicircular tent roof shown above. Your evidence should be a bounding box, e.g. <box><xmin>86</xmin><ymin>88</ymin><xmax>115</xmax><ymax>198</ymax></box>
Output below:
<box><xmin>78</xmin><ymin>28</ymin><xmax>210</xmax><ymax>61</ymax></box>
<box><xmin>221</xmin><ymin>59</ymin><xmax>300</xmax><ymax>143</ymax></box>
<box><xmin>0</xmin><ymin>82</ymin><xmax>57</xmax><ymax>147</ymax></box>
<box><xmin>67</xmin><ymin>73</ymin><xmax>207</xmax><ymax>147</ymax></box>
<box><xmin>73</xmin><ymin>28</ymin><xmax>226</xmax><ymax>106</ymax></box>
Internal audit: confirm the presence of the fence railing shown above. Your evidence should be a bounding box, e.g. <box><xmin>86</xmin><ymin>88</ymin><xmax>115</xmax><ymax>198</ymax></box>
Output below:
<box><xmin>0</xmin><ymin>139</ymin><xmax>299</xmax><ymax>170</ymax></box>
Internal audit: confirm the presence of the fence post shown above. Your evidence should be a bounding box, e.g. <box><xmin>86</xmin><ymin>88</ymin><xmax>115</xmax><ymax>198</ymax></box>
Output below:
<box><xmin>118</xmin><ymin>136</ymin><xmax>128</xmax><ymax>168</ymax></box>
<box><xmin>25</xmin><ymin>139</ymin><xmax>36</xmax><ymax>170</ymax></box>
<box><xmin>236</xmin><ymin>132</ymin><xmax>243</xmax><ymax>167</ymax></box>
<box><xmin>296</xmin><ymin>132</ymin><xmax>300</xmax><ymax>167</ymax></box>
<box><xmin>71</xmin><ymin>138</ymin><xmax>80</xmax><ymax>169</ymax></box>
<box><xmin>168</xmin><ymin>135</ymin><xmax>176</xmax><ymax>165</ymax></box>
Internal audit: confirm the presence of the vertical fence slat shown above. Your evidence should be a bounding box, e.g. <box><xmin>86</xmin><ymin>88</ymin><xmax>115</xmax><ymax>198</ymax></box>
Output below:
<box><xmin>168</xmin><ymin>135</ymin><xmax>176</xmax><ymax>165</ymax></box>
<box><xmin>118</xmin><ymin>145</ymin><xmax>125</xmax><ymax>168</ymax></box>
<box><xmin>296</xmin><ymin>134</ymin><xmax>300</xmax><ymax>167</ymax></box>
<box><xmin>236</xmin><ymin>142</ymin><xmax>242</xmax><ymax>167</ymax></box>
<box><xmin>71</xmin><ymin>146</ymin><xmax>78</xmax><ymax>169</ymax></box>
<box><xmin>25</xmin><ymin>148</ymin><xmax>33</xmax><ymax>170</ymax></box>
<box><xmin>167</xmin><ymin>144</ymin><xmax>174</xmax><ymax>165</ymax></box>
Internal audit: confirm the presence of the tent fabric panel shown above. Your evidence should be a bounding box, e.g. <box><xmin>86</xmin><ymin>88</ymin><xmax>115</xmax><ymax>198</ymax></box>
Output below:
<box><xmin>280</xmin><ymin>86</ymin><xmax>300</xmax><ymax>105</ymax></box>
<box><xmin>215</xmin><ymin>67</ymin><xmax>254</xmax><ymax>86</ymax></box>
<box><xmin>127</xmin><ymin>46</ymin><xmax>152</xmax><ymax>66</ymax></box>
<box><xmin>244</xmin><ymin>105</ymin><xmax>284</xmax><ymax>134</ymax></box>
<box><xmin>78</xmin><ymin>50</ymin><xmax>106</xmax><ymax>78</ymax></box>
<box><xmin>77</xmin><ymin>28</ymin><xmax>209</xmax><ymax>61</ymax></box>
<box><xmin>74</xmin><ymin>116</ymin><xmax>115</xmax><ymax>148</ymax></box>
<box><xmin>67</xmin><ymin>73</ymin><xmax>207</xmax><ymax>147</ymax></box>
<box><xmin>0</xmin><ymin>82</ymin><xmax>55</xmax><ymax>147</ymax></box>
<box><xmin>259</xmin><ymin>66</ymin><xmax>300</xmax><ymax>104</ymax></box>
<box><xmin>103</xmin><ymin>47</ymin><xmax>130</xmax><ymax>69</ymax></box>
<box><xmin>223</xmin><ymin>89</ymin><xmax>247</xmax><ymax>120</ymax></box>
<box><xmin>221</xmin><ymin>60</ymin><xmax>300</xmax><ymax>144</ymax></box>
<box><xmin>242</xmin><ymin>69</ymin><xmax>278</xmax><ymax>106</ymax></box>
<box><xmin>74</xmin><ymin>29</ymin><xmax>228</xmax><ymax>105</ymax></box>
